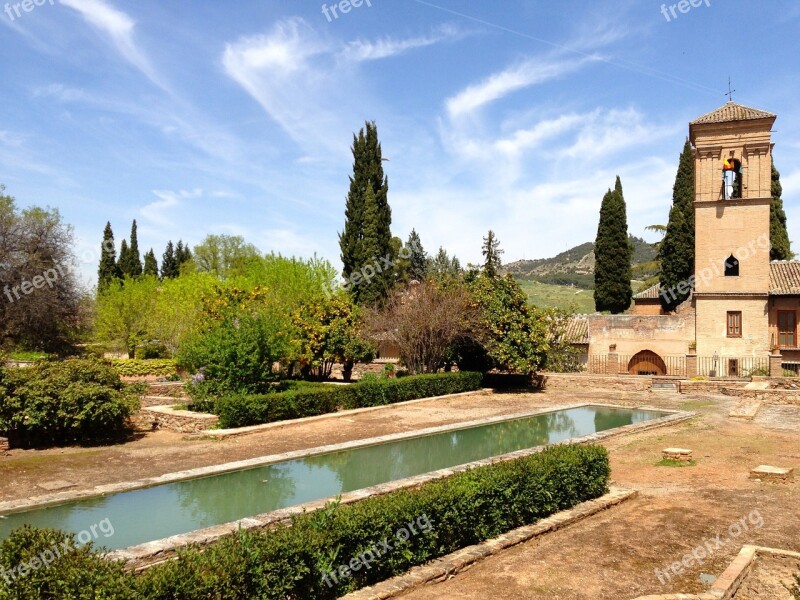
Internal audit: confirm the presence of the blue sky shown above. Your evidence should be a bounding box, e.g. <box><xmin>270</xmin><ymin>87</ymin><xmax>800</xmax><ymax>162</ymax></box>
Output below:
<box><xmin>2</xmin><ymin>0</ymin><xmax>799</xmax><ymax>285</ymax></box>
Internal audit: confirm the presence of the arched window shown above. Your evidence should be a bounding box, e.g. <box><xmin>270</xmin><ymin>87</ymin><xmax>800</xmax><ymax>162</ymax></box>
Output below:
<box><xmin>725</xmin><ymin>254</ymin><xmax>739</xmax><ymax>276</ymax></box>
<box><xmin>722</xmin><ymin>158</ymin><xmax>743</xmax><ymax>200</ymax></box>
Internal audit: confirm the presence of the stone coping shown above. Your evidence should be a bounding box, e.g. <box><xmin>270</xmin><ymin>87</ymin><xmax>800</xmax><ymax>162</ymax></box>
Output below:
<box><xmin>143</xmin><ymin>405</ymin><xmax>218</xmax><ymax>421</ymax></box>
<box><xmin>102</xmin><ymin>405</ymin><xmax>693</xmax><ymax>569</ymax></box>
<box><xmin>633</xmin><ymin>545</ymin><xmax>800</xmax><ymax>600</ymax></box>
<box><xmin>341</xmin><ymin>487</ymin><xmax>638</xmax><ymax>600</ymax></box>
<box><xmin>188</xmin><ymin>389</ymin><xmax>495</xmax><ymax>439</ymax></box>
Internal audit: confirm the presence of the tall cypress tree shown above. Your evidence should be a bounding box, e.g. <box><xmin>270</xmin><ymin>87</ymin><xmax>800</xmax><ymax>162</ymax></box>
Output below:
<box><xmin>161</xmin><ymin>241</ymin><xmax>178</xmax><ymax>279</ymax></box>
<box><xmin>594</xmin><ymin>177</ymin><xmax>633</xmax><ymax>314</ymax></box>
<box><xmin>119</xmin><ymin>219</ymin><xmax>143</xmax><ymax>277</ymax></box>
<box><xmin>339</xmin><ymin>121</ymin><xmax>391</xmax><ymax>303</ymax></box>
<box><xmin>97</xmin><ymin>221</ymin><xmax>122</xmax><ymax>289</ymax></box>
<box><xmin>659</xmin><ymin>139</ymin><xmax>696</xmax><ymax>311</ymax></box>
<box><xmin>357</xmin><ymin>186</ymin><xmax>383</xmax><ymax>305</ymax></box>
<box><xmin>143</xmin><ymin>249</ymin><xmax>159</xmax><ymax>277</ymax></box>
<box><xmin>118</xmin><ymin>239</ymin><xmax>130</xmax><ymax>279</ymax></box>
<box><xmin>770</xmin><ymin>158</ymin><xmax>792</xmax><ymax>261</ymax></box>
<box><xmin>407</xmin><ymin>229</ymin><xmax>427</xmax><ymax>281</ymax></box>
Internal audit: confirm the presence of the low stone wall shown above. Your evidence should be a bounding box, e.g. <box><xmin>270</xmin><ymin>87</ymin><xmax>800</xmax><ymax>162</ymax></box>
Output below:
<box><xmin>545</xmin><ymin>373</ymin><xmax>653</xmax><ymax>391</ymax></box>
<box><xmin>145</xmin><ymin>382</ymin><xmax>188</xmax><ymax>399</ymax></box>
<box><xmin>135</xmin><ymin>406</ymin><xmax>218</xmax><ymax>433</ymax></box>
<box><xmin>678</xmin><ymin>380</ymin><xmax>748</xmax><ymax>395</ymax></box>
<box><xmin>721</xmin><ymin>387</ymin><xmax>800</xmax><ymax>406</ymax></box>
<box><xmin>0</xmin><ymin>437</ymin><xmax>8</xmax><ymax>453</ymax></box>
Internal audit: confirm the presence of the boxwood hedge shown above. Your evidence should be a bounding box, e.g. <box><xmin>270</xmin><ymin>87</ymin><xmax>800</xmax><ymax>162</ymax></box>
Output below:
<box><xmin>211</xmin><ymin>371</ymin><xmax>483</xmax><ymax>428</ymax></box>
<box><xmin>0</xmin><ymin>444</ymin><xmax>609</xmax><ymax>599</ymax></box>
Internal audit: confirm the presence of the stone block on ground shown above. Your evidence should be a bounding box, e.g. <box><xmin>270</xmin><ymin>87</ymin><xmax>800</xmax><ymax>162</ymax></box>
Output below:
<box><xmin>749</xmin><ymin>464</ymin><xmax>794</xmax><ymax>481</ymax></box>
<box><xmin>662</xmin><ymin>448</ymin><xmax>693</xmax><ymax>461</ymax></box>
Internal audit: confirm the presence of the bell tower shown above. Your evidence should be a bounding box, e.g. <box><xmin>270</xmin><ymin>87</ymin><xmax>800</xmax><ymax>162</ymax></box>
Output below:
<box><xmin>690</xmin><ymin>102</ymin><xmax>776</xmax><ymax>357</ymax></box>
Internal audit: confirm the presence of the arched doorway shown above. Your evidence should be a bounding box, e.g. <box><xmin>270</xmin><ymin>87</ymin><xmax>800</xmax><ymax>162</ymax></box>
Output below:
<box><xmin>627</xmin><ymin>350</ymin><xmax>667</xmax><ymax>376</ymax></box>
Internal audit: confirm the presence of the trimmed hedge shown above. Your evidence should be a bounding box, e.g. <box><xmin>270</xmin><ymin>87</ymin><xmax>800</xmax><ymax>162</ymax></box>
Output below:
<box><xmin>0</xmin><ymin>444</ymin><xmax>609</xmax><ymax>599</ymax></box>
<box><xmin>108</xmin><ymin>359</ymin><xmax>178</xmax><ymax>378</ymax></box>
<box><xmin>0</xmin><ymin>359</ymin><xmax>140</xmax><ymax>448</ymax></box>
<box><xmin>213</xmin><ymin>371</ymin><xmax>483</xmax><ymax>428</ymax></box>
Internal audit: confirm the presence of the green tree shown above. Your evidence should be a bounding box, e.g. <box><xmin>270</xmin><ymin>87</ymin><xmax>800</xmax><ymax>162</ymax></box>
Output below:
<box><xmin>161</xmin><ymin>241</ymin><xmax>178</xmax><ymax>279</ymax></box>
<box><xmin>192</xmin><ymin>234</ymin><xmax>261</xmax><ymax>278</ymax></box>
<box><xmin>338</xmin><ymin>121</ymin><xmax>392</xmax><ymax>303</ymax></box>
<box><xmin>407</xmin><ymin>229</ymin><xmax>427</xmax><ymax>281</ymax></box>
<box><xmin>659</xmin><ymin>140</ymin><xmax>695</xmax><ymax>311</ymax></box>
<box><xmin>118</xmin><ymin>239</ymin><xmax>129</xmax><ymax>279</ymax></box>
<box><xmin>770</xmin><ymin>158</ymin><xmax>792</xmax><ymax>261</ymax></box>
<box><xmin>481</xmin><ymin>230</ymin><xmax>504</xmax><ymax>278</ymax></box>
<box><xmin>143</xmin><ymin>248</ymin><xmax>159</xmax><ymax>277</ymax></box>
<box><xmin>428</xmin><ymin>247</ymin><xmax>462</xmax><ymax>280</ymax></box>
<box><xmin>97</xmin><ymin>221</ymin><xmax>121</xmax><ymax>290</ymax></box>
<box><xmin>119</xmin><ymin>220</ymin><xmax>142</xmax><ymax>278</ymax></box>
<box><xmin>594</xmin><ymin>177</ymin><xmax>633</xmax><ymax>314</ymax></box>
<box><xmin>175</xmin><ymin>240</ymin><xmax>193</xmax><ymax>270</ymax></box>
<box><xmin>95</xmin><ymin>275</ymin><xmax>159</xmax><ymax>358</ymax></box>
<box><xmin>355</xmin><ymin>185</ymin><xmax>384</xmax><ymax>305</ymax></box>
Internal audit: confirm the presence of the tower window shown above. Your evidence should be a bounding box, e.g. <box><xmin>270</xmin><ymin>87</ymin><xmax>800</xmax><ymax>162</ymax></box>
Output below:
<box><xmin>724</xmin><ymin>255</ymin><xmax>739</xmax><ymax>276</ymax></box>
<box><xmin>722</xmin><ymin>158</ymin><xmax>743</xmax><ymax>200</ymax></box>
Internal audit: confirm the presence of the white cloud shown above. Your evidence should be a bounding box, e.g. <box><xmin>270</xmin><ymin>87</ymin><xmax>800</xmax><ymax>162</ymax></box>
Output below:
<box><xmin>343</xmin><ymin>24</ymin><xmax>462</xmax><ymax>62</ymax></box>
<box><xmin>141</xmin><ymin>188</ymin><xmax>203</xmax><ymax>227</ymax></box>
<box><xmin>446</xmin><ymin>55</ymin><xmax>597</xmax><ymax>119</ymax></box>
<box><xmin>59</xmin><ymin>0</ymin><xmax>167</xmax><ymax>91</ymax></box>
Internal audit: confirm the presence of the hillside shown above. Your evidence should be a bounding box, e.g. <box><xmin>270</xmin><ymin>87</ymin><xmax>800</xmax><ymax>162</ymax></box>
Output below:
<box><xmin>503</xmin><ymin>236</ymin><xmax>658</xmax><ymax>290</ymax></box>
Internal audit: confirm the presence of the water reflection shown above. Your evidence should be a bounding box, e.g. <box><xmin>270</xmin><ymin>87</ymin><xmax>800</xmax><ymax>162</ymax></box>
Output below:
<box><xmin>0</xmin><ymin>406</ymin><xmax>666</xmax><ymax>550</ymax></box>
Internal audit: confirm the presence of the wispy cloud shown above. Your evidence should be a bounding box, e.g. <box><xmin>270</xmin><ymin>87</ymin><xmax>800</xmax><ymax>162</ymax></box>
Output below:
<box><xmin>343</xmin><ymin>24</ymin><xmax>462</xmax><ymax>61</ymax></box>
<box><xmin>446</xmin><ymin>55</ymin><xmax>597</xmax><ymax>119</ymax></box>
<box><xmin>141</xmin><ymin>188</ymin><xmax>203</xmax><ymax>227</ymax></box>
<box><xmin>59</xmin><ymin>0</ymin><xmax>168</xmax><ymax>91</ymax></box>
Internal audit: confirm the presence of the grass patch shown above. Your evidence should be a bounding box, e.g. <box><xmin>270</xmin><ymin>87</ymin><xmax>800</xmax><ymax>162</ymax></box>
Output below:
<box><xmin>656</xmin><ymin>458</ymin><xmax>697</xmax><ymax>467</ymax></box>
<box><xmin>679</xmin><ymin>400</ymin><xmax>716</xmax><ymax>410</ymax></box>
<box><xmin>515</xmin><ymin>279</ymin><xmax>596</xmax><ymax>312</ymax></box>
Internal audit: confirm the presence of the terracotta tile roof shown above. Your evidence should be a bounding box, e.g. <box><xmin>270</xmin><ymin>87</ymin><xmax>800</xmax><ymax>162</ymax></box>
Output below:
<box><xmin>691</xmin><ymin>102</ymin><xmax>776</xmax><ymax>125</ymax></box>
<box><xmin>633</xmin><ymin>283</ymin><xmax>661</xmax><ymax>300</ymax></box>
<box><xmin>770</xmin><ymin>261</ymin><xmax>800</xmax><ymax>295</ymax></box>
<box><xmin>564</xmin><ymin>316</ymin><xmax>589</xmax><ymax>345</ymax></box>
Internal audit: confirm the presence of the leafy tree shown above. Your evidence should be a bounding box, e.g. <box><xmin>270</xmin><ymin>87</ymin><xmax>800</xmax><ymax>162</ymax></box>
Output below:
<box><xmin>659</xmin><ymin>140</ymin><xmax>695</xmax><ymax>311</ymax></box>
<box><xmin>339</xmin><ymin>121</ymin><xmax>392</xmax><ymax>304</ymax></box>
<box><xmin>594</xmin><ymin>177</ymin><xmax>633</xmax><ymax>314</ymax></box>
<box><xmin>407</xmin><ymin>229</ymin><xmax>427</xmax><ymax>281</ymax></box>
<box><xmin>538</xmin><ymin>308</ymin><xmax>585</xmax><ymax>373</ymax></box>
<box><xmin>481</xmin><ymin>230</ymin><xmax>504</xmax><ymax>278</ymax></box>
<box><xmin>143</xmin><ymin>249</ymin><xmax>159</xmax><ymax>277</ymax></box>
<box><xmin>428</xmin><ymin>247</ymin><xmax>462</xmax><ymax>280</ymax></box>
<box><xmin>368</xmin><ymin>280</ymin><xmax>482</xmax><ymax>375</ymax></box>
<box><xmin>149</xmin><ymin>273</ymin><xmax>218</xmax><ymax>355</ymax></box>
<box><xmin>463</xmin><ymin>274</ymin><xmax>549</xmax><ymax>375</ymax></box>
<box><xmin>119</xmin><ymin>219</ymin><xmax>142</xmax><ymax>278</ymax></box>
<box><xmin>192</xmin><ymin>234</ymin><xmax>261</xmax><ymax>278</ymax></box>
<box><xmin>0</xmin><ymin>187</ymin><xmax>82</xmax><ymax>351</ymax></box>
<box><xmin>292</xmin><ymin>293</ymin><xmax>374</xmax><ymax>381</ymax></box>
<box><xmin>161</xmin><ymin>241</ymin><xmax>178</xmax><ymax>279</ymax></box>
<box><xmin>770</xmin><ymin>158</ymin><xmax>792</xmax><ymax>260</ymax></box>
<box><xmin>94</xmin><ymin>275</ymin><xmax>159</xmax><ymax>358</ymax></box>
<box><xmin>97</xmin><ymin>221</ymin><xmax>121</xmax><ymax>290</ymax></box>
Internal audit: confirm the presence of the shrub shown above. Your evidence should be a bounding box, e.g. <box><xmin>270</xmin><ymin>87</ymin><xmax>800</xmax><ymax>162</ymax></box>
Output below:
<box><xmin>108</xmin><ymin>359</ymin><xmax>177</xmax><ymax>378</ymax></box>
<box><xmin>214</xmin><ymin>372</ymin><xmax>482</xmax><ymax>428</ymax></box>
<box><xmin>0</xmin><ymin>359</ymin><xmax>140</xmax><ymax>447</ymax></box>
<box><xmin>1</xmin><ymin>444</ymin><xmax>606</xmax><ymax>599</ymax></box>
<box><xmin>0</xmin><ymin>526</ymin><xmax>136</xmax><ymax>599</ymax></box>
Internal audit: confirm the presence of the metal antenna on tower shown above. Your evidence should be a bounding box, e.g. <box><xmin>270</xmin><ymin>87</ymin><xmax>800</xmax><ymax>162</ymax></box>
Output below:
<box><xmin>726</xmin><ymin>77</ymin><xmax>736</xmax><ymax>102</ymax></box>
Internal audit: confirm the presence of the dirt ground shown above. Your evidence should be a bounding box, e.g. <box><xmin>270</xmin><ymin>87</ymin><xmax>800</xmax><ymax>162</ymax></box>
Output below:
<box><xmin>2</xmin><ymin>385</ymin><xmax>799</xmax><ymax>599</ymax></box>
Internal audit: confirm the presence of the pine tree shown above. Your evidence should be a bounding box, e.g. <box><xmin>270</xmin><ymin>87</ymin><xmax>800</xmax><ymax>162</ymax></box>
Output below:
<box><xmin>119</xmin><ymin>220</ymin><xmax>142</xmax><ymax>277</ymax></box>
<box><xmin>481</xmin><ymin>230</ymin><xmax>504</xmax><ymax>278</ymax></box>
<box><xmin>143</xmin><ymin>249</ymin><xmax>159</xmax><ymax>277</ymax></box>
<box><xmin>175</xmin><ymin>240</ymin><xmax>193</xmax><ymax>269</ymax></box>
<box><xmin>659</xmin><ymin>139</ymin><xmax>696</xmax><ymax>311</ymax></box>
<box><xmin>407</xmin><ymin>229</ymin><xmax>427</xmax><ymax>281</ymax></box>
<box><xmin>594</xmin><ymin>177</ymin><xmax>633</xmax><ymax>314</ymax></box>
<box><xmin>338</xmin><ymin>121</ymin><xmax>392</xmax><ymax>303</ymax></box>
<box><xmin>97</xmin><ymin>221</ymin><xmax>122</xmax><ymax>290</ymax></box>
<box><xmin>770</xmin><ymin>158</ymin><xmax>792</xmax><ymax>261</ymax></box>
<box><xmin>161</xmin><ymin>241</ymin><xmax>178</xmax><ymax>279</ymax></box>
<box><xmin>428</xmin><ymin>247</ymin><xmax>461</xmax><ymax>280</ymax></box>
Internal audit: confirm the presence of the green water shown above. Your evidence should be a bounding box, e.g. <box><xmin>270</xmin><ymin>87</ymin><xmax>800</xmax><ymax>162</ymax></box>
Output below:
<box><xmin>0</xmin><ymin>406</ymin><xmax>666</xmax><ymax>550</ymax></box>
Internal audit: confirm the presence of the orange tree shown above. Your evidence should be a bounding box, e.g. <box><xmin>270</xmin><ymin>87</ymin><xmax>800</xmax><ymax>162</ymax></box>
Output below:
<box><xmin>462</xmin><ymin>273</ymin><xmax>549</xmax><ymax>375</ymax></box>
<box><xmin>291</xmin><ymin>293</ymin><xmax>374</xmax><ymax>381</ymax></box>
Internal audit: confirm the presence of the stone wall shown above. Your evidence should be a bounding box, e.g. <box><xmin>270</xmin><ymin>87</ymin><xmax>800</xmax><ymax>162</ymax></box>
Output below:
<box><xmin>0</xmin><ymin>437</ymin><xmax>8</xmax><ymax>453</ymax></box>
<box><xmin>545</xmin><ymin>373</ymin><xmax>653</xmax><ymax>392</ymax></box>
<box><xmin>587</xmin><ymin>312</ymin><xmax>694</xmax><ymax>359</ymax></box>
<box><xmin>145</xmin><ymin>382</ymin><xmax>188</xmax><ymax>398</ymax></box>
<box><xmin>135</xmin><ymin>406</ymin><xmax>218</xmax><ymax>433</ymax></box>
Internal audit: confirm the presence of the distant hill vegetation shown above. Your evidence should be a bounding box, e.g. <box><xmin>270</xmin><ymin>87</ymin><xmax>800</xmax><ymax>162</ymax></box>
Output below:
<box><xmin>503</xmin><ymin>236</ymin><xmax>659</xmax><ymax>291</ymax></box>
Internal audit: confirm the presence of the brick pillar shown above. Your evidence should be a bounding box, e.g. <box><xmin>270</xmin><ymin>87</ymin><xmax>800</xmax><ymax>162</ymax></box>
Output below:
<box><xmin>607</xmin><ymin>353</ymin><xmax>619</xmax><ymax>375</ymax></box>
<box><xmin>686</xmin><ymin>354</ymin><xmax>697</xmax><ymax>379</ymax></box>
<box><xmin>769</xmin><ymin>353</ymin><xmax>783</xmax><ymax>378</ymax></box>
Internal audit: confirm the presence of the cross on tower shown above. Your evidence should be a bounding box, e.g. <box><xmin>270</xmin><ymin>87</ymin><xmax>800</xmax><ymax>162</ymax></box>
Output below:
<box><xmin>726</xmin><ymin>77</ymin><xmax>736</xmax><ymax>102</ymax></box>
